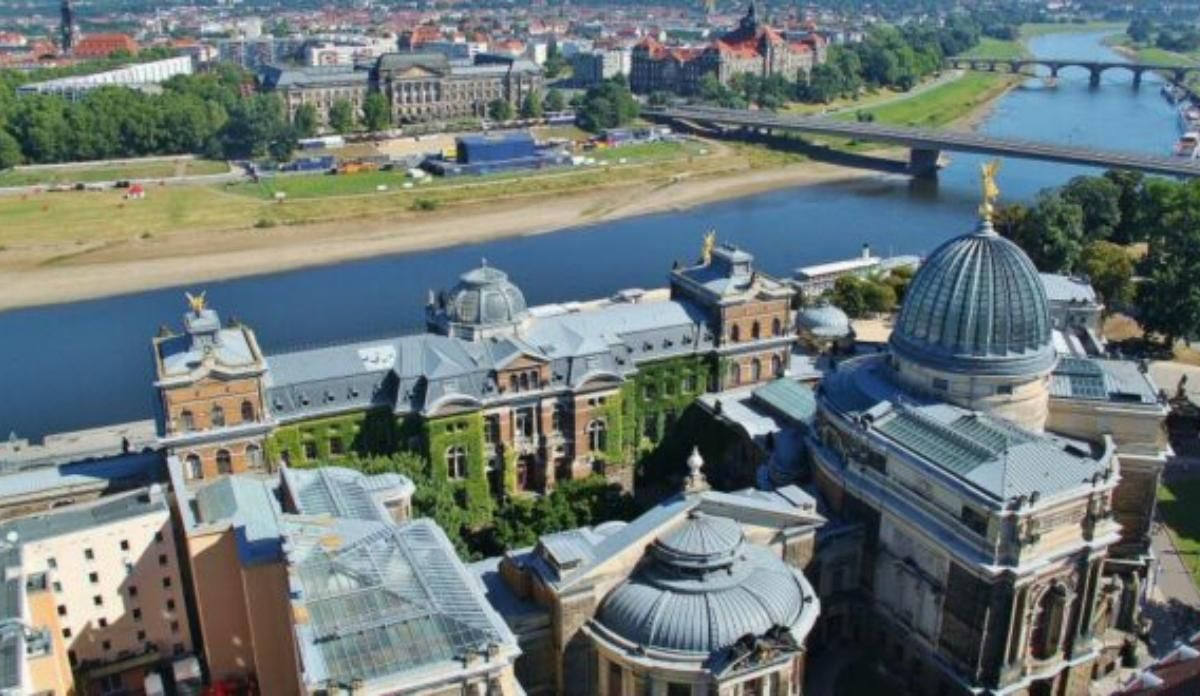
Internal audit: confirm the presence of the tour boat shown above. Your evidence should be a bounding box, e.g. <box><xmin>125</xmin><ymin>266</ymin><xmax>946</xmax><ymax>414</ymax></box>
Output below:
<box><xmin>1176</xmin><ymin>132</ymin><xmax>1200</xmax><ymax>158</ymax></box>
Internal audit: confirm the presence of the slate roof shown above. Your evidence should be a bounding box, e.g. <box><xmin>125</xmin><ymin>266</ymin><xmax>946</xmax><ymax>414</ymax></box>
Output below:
<box><xmin>752</xmin><ymin>378</ymin><xmax>817</xmax><ymax>425</ymax></box>
<box><xmin>820</xmin><ymin>355</ymin><xmax>1111</xmax><ymax>503</ymax></box>
<box><xmin>1050</xmin><ymin>357</ymin><xmax>1161</xmax><ymax>406</ymax></box>
<box><xmin>259</xmin><ymin>65</ymin><xmax>368</xmax><ymax>90</ymax></box>
<box><xmin>1040</xmin><ymin>273</ymin><xmax>1099</xmax><ymax>305</ymax></box>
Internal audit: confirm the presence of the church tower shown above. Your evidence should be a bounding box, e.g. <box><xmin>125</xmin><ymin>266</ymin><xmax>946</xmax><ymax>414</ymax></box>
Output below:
<box><xmin>60</xmin><ymin>0</ymin><xmax>76</xmax><ymax>54</ymax></box>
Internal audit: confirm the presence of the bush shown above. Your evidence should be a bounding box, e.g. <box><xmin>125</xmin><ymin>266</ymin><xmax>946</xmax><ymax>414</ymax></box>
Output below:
<box><xmin>411</xmin><ymin>198</ymin><xmax>439</xmax><ymax>212</ymax></box>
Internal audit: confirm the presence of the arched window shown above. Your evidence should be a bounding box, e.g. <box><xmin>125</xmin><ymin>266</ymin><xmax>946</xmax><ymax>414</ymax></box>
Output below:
<box><xmin>179</xmin><ymin>410</ymin><xmax>195</xmax><ymax>433</ymax></box>
<box><xmin>730</xmin><ymin>324</ymin><xmax>741</xmax><ymax>343</ymax></box>
<box><xmin>751</xmin><ymin>359</ymin><xmax>762</xmax><ymax>382</ymax></box>
<box><xmin>446</xmin><ymin>446</ymin><xmax>468</xmax><ymax>479</ymax></box>
<box><xmin>771</xmin><ymin>354</ymin><xmax>783</xmax><ymax>377</ymax></box>
<box><xmin>587</xmin><ymin>420</ymin><xmax>607</xmax><ymax>452</ymax></box>
<box><xmin>728</xmin><ymin>361</ymin><xmax>741</xmax><ymax>386</ymax></box>
<box><xmin>246</xmin><ymin>444</ymin><xmax>263</xmax><ymax>470</ymax></box>
<box><xmin>215</xmin><ymin>449</ymin><xmax>233</xmax><ymax>475</ymax></box>
<box><xmin>751</xmin><ymin>321</ymin><xmax>761</xmax><ymax>340</ymax></box>
<box><xmin>1030</xmin><ymin>584</ymin><xmax>1070</xmax><ymax>660</ymax></box>
<box><xmin>185</xmin><ymin>454</ymin><xmax>202</xmax><ymax>480</ymax></box>
<box><xmin>772</xmin><ymin>317</ymin><xmax>783</xmax><ymax>337</ymax></box>
<box><xmin>240</xmin><ymin>400</ymin><xmax>255</xmax><ymax>423</ymax></box>
<box><xmin>211</xmin><ymin>404</ymin><xmax>225</xmax><ymax>428</ymax></box>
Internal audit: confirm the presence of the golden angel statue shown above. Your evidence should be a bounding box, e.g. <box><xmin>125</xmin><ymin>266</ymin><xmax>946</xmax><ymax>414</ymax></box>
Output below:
<box><xmin>701</xmin><ymin>229</ymin><xmax>717</xmax><ymax>265</ymax></box>
<box><xmin>979</xmin><ymin>160</ymin><xmax>1001</xmax><ymax>221</ymax></box>
<box><xmin>185</xmin><ymin>291</ymin><xmax>207</xmax><ymax>314</ymax></box>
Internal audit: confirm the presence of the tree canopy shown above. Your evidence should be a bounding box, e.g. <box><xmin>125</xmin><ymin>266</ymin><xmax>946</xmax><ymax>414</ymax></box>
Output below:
<box><xmin>576</xmin><ymin>77</ymin><xmax>639</xmax><ymax>132</ymax></box>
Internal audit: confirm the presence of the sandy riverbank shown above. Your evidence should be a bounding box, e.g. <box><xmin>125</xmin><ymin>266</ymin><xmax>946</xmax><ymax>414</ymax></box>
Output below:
<box><xmin>0</xmin><ymin>158</ymin><xmax>884</xmax><ymax>311</ymax></box>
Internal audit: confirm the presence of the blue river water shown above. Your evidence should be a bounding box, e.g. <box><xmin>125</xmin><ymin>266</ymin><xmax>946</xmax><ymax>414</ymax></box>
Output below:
<box><xmin>0</xmin><ymin>30</ymin><xmax>1184</xmax><ymax>440</ymax></box>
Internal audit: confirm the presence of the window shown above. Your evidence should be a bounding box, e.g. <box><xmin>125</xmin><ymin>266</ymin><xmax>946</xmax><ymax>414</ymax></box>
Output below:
<box><xmin>932</xmin><ymin>378</ymin><xmax>949</xmax><ymax>391</ymax></box>
<box><xmin>211</xmin><ymin>404</ymin><xmax>225</xmax><ymax>428</ymax></box>
<box><xmin>728</xmin><ymin>361</ymin><xmax>741</xmax><ymax>387</ymax></box>
<box><xmin>128</xmin><ymin>586</ymin><xmax>138</xmax><ymax>598</ymax></box>
<box><xmin>772</xmin><ymin>354</ymin><xmax>783</xmax><ymax>377</ymax></box>
<box><xmin>167</xmin><ymin>599</ymin><xmax>176</xmax><ymax>611</ymax></box>
<box><xmin>216</xmin><ymin>449</ymin><xmax>233</xmax><ymax>475</ymax></box>
<box><xmin>68</xmin><ymin>651</ymin><xmax>77</xmax><ymax>667</ymax></box>
<box><xmin>52</xmin><ymin>581</ymin><xmax>61</xmax><ymax>593</ymax></box>
<box><xmin>587</xmin><ymin>420</ymin><xmax>608</xmax><ymax>452</ymax></box>
<box><xmin>98</xmin><ymin>618</ymin><xmax>107</xmax><ymax>628</ymax></box>
<box><xmin>509</xmin><ymin>374</ymin><xmax>519</xmax><ymax>392</ymax></box>
<box><xmin>159</xmin><ymin>554</ymin><xmax>168</xmax><ymax>566</ymax></box>
<box><xmin>446</xmin><ymin>446</ymin><xmax>468</xmax><ymax>479</ymax></box>
<box><xmin>132</xmin><ymin>608</ymin><xmax>142</xmax><ymax>622</ymax></box>
<box><xmin>84</xmin><ymin>548</ymin><xmax>94</xmax><ymax>561</ymax></box>
<box><xmin>162</xmin><ymin>577</ymin><xmax>172</xmax><ymax>588</ymax></box>
<box><xmin>46</xmin><ymin>557</ymin><xmax>56</xmax><ymax>570</ymax></box>
<box><xmin>185</xmin><ymin>454</ymin><xmax>202</xmax><ymax>480</ymax></box>
<box><xmin>772</xmin><ymin>317</ymin><xmax>783</xmax><ymax>337</ymax></box>
<box><xmin>751</xmin><ymin>321</ymin><xmax>761</xmax><ymax>340</ymax></box>
<box><xmin>484</xmin><ymin>415</ymin><xmax>500</xmax><ymax>443</ymax></box>
<box><xmin>751</xmin><ymin>358</ymin><xmax>763</xmax><ymax>382</ymax></box>
<box><xmin>171</xmin><ymin>621</ymin><xmax>180</xmax><ymax>634</ymax></box>
<box><xmin>1031</xmin><ymin>584</ymin><xmax>1069</xmax><ymax>660</ymax></box>
<box><xmin>329</xmin><ymin>438</ymin><xmax>344</xmax><ymax>456</ymax></box>
<box><xmin>240</xmin><ymin>400</ymin><xmax>255</xmax><ymax>423</ymax></box>
<box><xmin>996</xmin><ymin>384</ymin><xmax>1014</xmax><ymax>395</ymax></box>
<box><xmin>93</xmin><ymin>596</ymin><xmax>103</xmax><ymax>607</ymax></box>
<box><xmin>730</xmin><ymin>324</ymin><xmax>741</xmax><ymax>343</ymax></box>
<box><xmin>155</xmin><ymin>531</ymin><xmax>164</xmax><ymax>544</ymax></box>
<box><xmin>515</xmin><ymin>409</ymin><xmax>533</xmax><ymax>438</ymax></box>
<box><xmin>137</xmin><ymin>630</ymin><xmax>146</xmax><ymax>642</ymax></box>
<box><xmin>119</xmin><ymin>540</ymin><xmax>129</xmax><ymax>552</ymax></box>
<box><xmin>101</xmin><ymin>640</ymin><xmax>111</xmax><ymax>652</ymax></box>
<box><xmin>519</xmin><ymin>373</ymin><xmax>530</xmax><ymax>391</ymax></box>
<box><xmin>179</xmin><ymin>410</ymin><xmax>195</xmax><ymax>432</ymax></box>
<box><xmin>303</xmin><ymin>441</ymin><xmax>318</xmax><ymax>460</ymax></box>
<box><xmin>88</xmin><ymin>572</ymin><xmax>98</xmax><ymax>584</ymax></box>
<box><xmin>62</xmin><ymin>628</ymin><xmax>71</xmax><ymax>639</ymax></box>
<box><xmin>56</xmin><ymin>605</ymin><xmax>66</xmax><ymax>616</ymax></box>
<box><xmin>246</xmin><ymin>444</ymin><xmax>263</xmax><ymax>469</ymax></box>
<box><xmin>551</xmin><ymin>406</ymin><xmax>565</xmax><ymax>434</ymax></box>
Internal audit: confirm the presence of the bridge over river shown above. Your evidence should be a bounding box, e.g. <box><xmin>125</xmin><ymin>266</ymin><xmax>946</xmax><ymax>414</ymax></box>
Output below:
<box><xmin>946</xmin><ymin>57</ymin><xmax>1200</xmax><ymax>87</ymax></box>
<box><xmin>644</xmin><ymin>105</ymin><xmax>1200</xmax><ymax>178</ymax></box>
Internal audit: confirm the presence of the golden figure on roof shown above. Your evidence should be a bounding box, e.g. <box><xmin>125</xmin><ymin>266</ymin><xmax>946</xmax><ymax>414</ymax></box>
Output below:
<box><xmin>701</xmin><ymin>229</ymin><xmax>717</xmax><ymax>265</ymax></box>
<box><xmin>979</xmin><ymin>159</ymin><xmax>1001</xmax><ymax>222</ymax></box>
<box><xmin>185</xmin><ymin>291</ymin><xmax>207</xmax><ymax>314</ymax></box>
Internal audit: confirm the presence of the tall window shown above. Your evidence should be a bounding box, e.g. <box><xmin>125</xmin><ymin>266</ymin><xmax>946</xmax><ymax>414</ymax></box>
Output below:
<box><xmin>519</xmin><ymin>373</ymin><xmax>530</xmax><ymax>391</ymax></box>
<box><xmin>215</xmin><ymin>449</ymin><xmax>233</xmax><ymax>475</ymax></box>
<box><xmin>730</xmin><ymin>324</ymin><xmax>741</xmax><ymax>343</ymax></box>
<box><xmin>771</xmin><ymin>354</ymin><xmax>783</xmax><ymax>377</ymax></box>
<box><xmin>246</xmin><ymin>444</ymin><xmax>263</xmax><ymax>470</ymax></box>
<box><xmin>587</xmin><ymin>420</ymin><xmax>607</xmax><ymax>452</ymax></box>
<box><xmin>772</xmin><ymin>317</ymin><xmax>783</xmax><ymax>337</ymax></box>
<box><xmin>240</xmin><ymin>400</ymin><xmax>255</xmax><ymax>423</ymax></box>
<box><xmin>728</xmin><ymin>361</ymin><xmax>741</xmax><ymax>387</ymax></box>
<box><xmin>483</xmin><ymin>415</ymin><xmax>500</xmax><ymax>444</ymax></box>
<box><xmin>185</xmin><ymin>454</ymin><xmax>202</xmax><ymax>480</ymax></box>
<box><xmin>1030</xmin><ymin>584</ymin><xmax>1069</xmax><ymax>660</ymax></box>
<box><xmin>179</xmin><ymin>410</ymin><xmax>195</xmax><ymax>433</ymax></box>
<box><xmin>751</xmin><ymin>358</ymin><xmax>763</xmax><ymax>382</ymax></box>
<box><xmin>751</xmin><ymin>321</ymin><xmax>761</xmax><ymax>340</ymax></box>
<box><xmin>551</xmin><ymin>405</ymin><xmax>565</xmax><ymax>433</ymax></box>
<box><xmin>515</xmin><ymin>408</ymin><xmax>534</xmax><ymax>438</ymax></box>
<box><xmin>509</xmin><ymin>374</ymin><xmax>519</xmax><ymax>392</ymax></box>
<box><xmin>446</xmin><ymin>446</ymin><xmax>468</xmax><ymax>479</ymax></box>
<box><xmin>211</xmin><ymin>404</ymin><xmax>225</xmax><ymax>428</ymax></box>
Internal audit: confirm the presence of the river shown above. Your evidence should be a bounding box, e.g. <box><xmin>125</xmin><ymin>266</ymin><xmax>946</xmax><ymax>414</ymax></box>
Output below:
<box><xmin>0</xmin><ymin>29</ymin><xmax>1183</xmax><ymax>441</ymax></box>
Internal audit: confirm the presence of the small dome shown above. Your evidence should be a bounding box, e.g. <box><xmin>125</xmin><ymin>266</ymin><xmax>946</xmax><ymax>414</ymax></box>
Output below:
<box><xmin>594</xmin><ymin>512</ymin><xmax>811</xmax><ymax>655</ymax></box>
<box><xmin>797</xmin><ymin>302</ymin><xmax>851</xmax><ymax>338</ymax></box>
<box><xmin>445</xmin><ymin>264</ymin><xmax>528</xmax><ymax>327</ymax></box>
<box><xmin>890</xmin><ymin>222</ymin><xmax>1054</xmax><ymax>377</ymax></box>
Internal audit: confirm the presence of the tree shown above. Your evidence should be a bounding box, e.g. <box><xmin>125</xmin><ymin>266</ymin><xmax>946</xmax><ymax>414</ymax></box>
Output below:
<box><xmin>362</xmin><ymin>92</ymin><xmax>391</xmax><ymax>133</ymax></box>
<box><xmin>830</xmin><ymin>276</ymin><xmax>868</xmax><ymax>318</ymax></box>
<box><xmin>862</xmin><ymin>280</ymin><xmax>897</xmax><ymax>314</ymax></box>
<box><xmin>1060</xmin><ymin>175</ymin><xmax>1121</xmax><ymax>242</ymax></box>
<box><xmin>1015</xmin><ymin>193</ymin><xmax>1086</xmax><ymax>273</ymax></box>
<box><xmin>1138</xmin><ymin>179</ymin><xmax>1200</xmax><ymax>345</ymax></box>
<box><xmin>0</xmin><ymin>129</ymin><xmax>21</xmax><ymax>170</ymax></box>
<box><xmin>218</xmin><ymin>93</ymin><xmax>291</xmax><ymax>159</ymax></box>
<box><xmin>520</xmin><ymin>89</ymin><xmax>543</xmax><ymax>119</ymax></box>
<box><xmin>292</xmin><ymin>103</ymin><xmax>318</xmax><ymax>139</ymax></box>
<box><xmin>1128</xmin><ymin>17</ymin><xmax>1153</xmax><ymax>44</ymax></box>
<box><xmin>328</xmin><ymin>98</ymin><xmax>356</xmax><ymax>134</ymax></box>
<box><xmin>487</xmin><ymin>98</ymin><xmax>514</xmax><ymax>122</ymax></box>
<box><xmin>1104</xmin><ymin>169</ymin><xmax>1147</xmax><ymax>244</ymax></box>
<box><xmin>543</xmin><ymin>88</ymin><xmax>566</xmax><ymax>112</ymax></box>
<box><xmin>576</xmin><ymin>77</ymin><xmax>638</xmax><ymax>132</ymax></box>
<box><xmin>543</xmin><ymin>43</ymin><xmax>568</xmax><ymax>79</ymax></box>
<box><xmin>1080</xmin><ymin>241</ymin><xmax>1134</xmax><ymax>311</ymax></box>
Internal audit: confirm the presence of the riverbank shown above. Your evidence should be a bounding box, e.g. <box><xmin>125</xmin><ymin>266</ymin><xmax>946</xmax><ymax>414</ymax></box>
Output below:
<box><xmin>0</xmin><ymin>156</ymin><xmax>881</xmax><ymax>310</ymax></box>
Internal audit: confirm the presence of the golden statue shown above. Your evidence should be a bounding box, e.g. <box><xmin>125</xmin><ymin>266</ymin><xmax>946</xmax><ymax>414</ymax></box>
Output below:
<box><xmin>979</xmin><ymin>159</ymin><xmax>1001</xmax><ymax>222</ymax></box>
<box><xmin>185</xmin><ymin>291</ymin><xmax>207</xmax><ymax>314</ymax></box>
<box><xmin>701</xmin><ymin>229</ymin><xmax>717</xmax><ymax>265</ymax></box>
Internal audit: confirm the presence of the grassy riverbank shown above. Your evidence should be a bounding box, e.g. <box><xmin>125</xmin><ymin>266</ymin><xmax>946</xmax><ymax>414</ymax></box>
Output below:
<box><xmin>955</xmin><ymin>36</ymin><xmax>1029</xmax><ymax>61</ymax></box>
<box><xmin>0</xmin><ymin>159</ymin><xmax>229</xmax><ymax>187</ymax></box>
<box><xmin>836</xmin><ymin>72</ymin><xmax>1019</xmax><ymax>128</ymax></box>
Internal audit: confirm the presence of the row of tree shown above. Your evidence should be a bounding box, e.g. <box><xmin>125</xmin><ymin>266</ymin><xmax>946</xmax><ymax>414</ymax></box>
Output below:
<box><xmin>996</xmin><ymin>172</ymin><xmax>1200</xmax><ymax>345</ymax></box>
<box><xmin>828</xmin><ymin>265</ymin><xmax>914</xmax><ymax>318</ymax></box>
<box><xmin>1128</xmin><ymin>18</ymin><xmax>1200</xmax><ymax>53</ymax></box>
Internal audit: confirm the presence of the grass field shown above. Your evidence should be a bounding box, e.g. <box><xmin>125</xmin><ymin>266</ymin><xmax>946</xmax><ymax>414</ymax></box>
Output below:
<box><xmin>1158</xmin><ymin>480</ymin><xmax>1200</xmax><ymax>586</ymax></box>
<box><xmin>0</xmin><ymin>159</ymin><xmax>229</xmax><ymax>187</ymax></box>
<box><xmin>0</xmin><ymin>141</ymin><xmax>732</xmax><ymax>247</ymax></box>
<box><xmin>1020</xmin><ymin>21</ymin><xmax>1126</xmax><ymax>39</ymax></box>
<box><xmin>834</xmin><ymin>72</ymin><xmax>1017</xmax><ymax>129</ymax></box>
<box><xmin>956</xmin><ymin>36</ymin><xmax>1029</xmax><ymax>60</ymax></box>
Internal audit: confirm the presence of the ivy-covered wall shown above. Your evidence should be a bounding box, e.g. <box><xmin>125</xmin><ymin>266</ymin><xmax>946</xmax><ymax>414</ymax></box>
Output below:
<box><xmin>424</xmin><ymin>412</ymin><xmax>492</xmax><ymax>523</ymax></box>
<box><xmin>621</xmin><ymin>354</ymin><xmax>716</xmax><ymax>456</ymax></box>
<box><xmin>264</xmin><ymin>408</ymin><xmax>412</xmax><ymax>466</ymax></box>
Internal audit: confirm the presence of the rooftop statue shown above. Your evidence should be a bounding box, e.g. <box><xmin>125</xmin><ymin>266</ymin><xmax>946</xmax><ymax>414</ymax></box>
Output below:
<box><xmin>979</xmin><ymin>159</ymin><xmax>1001</xmax><ymax>222</ymax></box>
<box><xmin>701</xmin><ymin>229</ymin><xmax>716</xmax><ymax>265</ymax></box>
<box><xmin>185</xmin><ymin>291</ymin><xmax>207</xmax><ymax>315</ymax></box>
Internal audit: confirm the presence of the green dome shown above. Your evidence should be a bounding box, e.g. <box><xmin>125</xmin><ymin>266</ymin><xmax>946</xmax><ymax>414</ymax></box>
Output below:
<box><xmin>890</xmin><ymin>222</ymin><xmax>1055</xmax><ymax>377</ymax></box>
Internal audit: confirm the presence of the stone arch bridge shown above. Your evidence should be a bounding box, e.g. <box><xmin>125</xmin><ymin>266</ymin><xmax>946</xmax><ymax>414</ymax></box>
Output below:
<box><xmin>946</xmin><ymin>57</ymin><xmax>1200</xmax><ymax>87</ymax></box>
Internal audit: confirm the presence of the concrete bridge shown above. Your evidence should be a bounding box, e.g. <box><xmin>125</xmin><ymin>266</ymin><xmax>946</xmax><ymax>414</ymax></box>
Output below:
<box><xmin>946</xmin><ymin>57</ymin><xmax>1200</xmax><ymax>87</ymax></box>
<box><xmin>645</xmin><ymin>105</ymin><xmax>1200</xmax><ymax>178</ymax></box>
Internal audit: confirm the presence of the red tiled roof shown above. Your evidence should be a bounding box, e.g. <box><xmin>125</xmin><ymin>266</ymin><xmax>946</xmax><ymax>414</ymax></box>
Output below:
<box><xmin>74</xmin><ymin>33</ymin><xmax>138</xmax><ymax>58</ymax></box>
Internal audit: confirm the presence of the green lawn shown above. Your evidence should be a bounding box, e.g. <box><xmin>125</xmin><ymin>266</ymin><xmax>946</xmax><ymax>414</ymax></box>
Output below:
<box><xmin>235</xmin><ymin>141</ymin><xmax>695</xmax><ymax>201</ymax></box>
<box><xmin>956</xmin><ymin>36</ymin><xmax>1029</xmax><ymax>61</ymax></box>
<box><xmin>835</xmin><ymin>72</ymin><xmax>1017</xmax><ymax>129</ymax></box>
<box><xmin>0</xmin><ymin>159</ymin><xmax>229</xmax><ymax>187</ymax></box>
<box><xmin>1158</xmin><ymin>481</ymin><xmax>1200</xmax><ymax>586</ymax></box>
<box><xmin>1020</xmin><ymin>21</ymin><xmax>1126</xmax><ymax>39</ymax></box>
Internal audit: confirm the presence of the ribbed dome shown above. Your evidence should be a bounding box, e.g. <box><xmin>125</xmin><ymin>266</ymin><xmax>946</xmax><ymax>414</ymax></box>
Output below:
<box><xmin>798</xmin><ymin>302</ymin><xmax>851</xmax><ymax>338</ymax></box>
<box><xmin>595</xmin><ymin>513</ymin><xmax>811</xmax><ymax>655</ymax></box>
<box><xmin>445</xmin><ymin>265</ymin><xmax>528</xmax><ymax>327</ymax></box>
<box><xmin>890</xmin><ymin>223</ymin><xmax>1055</xmax><ymax>377</ymax></box>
